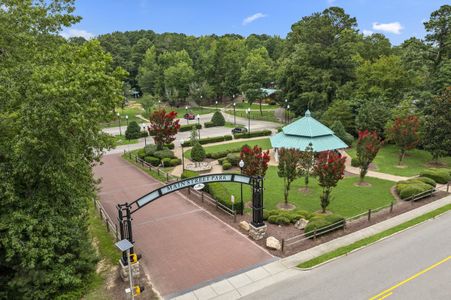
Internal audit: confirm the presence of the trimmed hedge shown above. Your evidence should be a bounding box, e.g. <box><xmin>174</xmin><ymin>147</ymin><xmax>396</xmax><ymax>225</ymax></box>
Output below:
<box><xmin>419</xmin><ymin>169</ymin><xmax>451</xmax><ymax>184</ymax></box>
<box><xmin>233</xmin><ymin>130</ymin><xmax>272</xmax><ymax>139</ymax></box>
<box><xmin>226</xmin><ymin>153</ymin><xmax>241</xmax><ymax>166</ymax></box>
<box><xmin>182</xmin><ymin>135</ymin><xmax>233</xmax><ymax>147</ymax></box>
<box><xmin>206</xmin><ymin>147</ymin><xmax>242</xmax><ymax>159</ymax></box>
<box><xmin>180</xmin><ymin>123</ymin><xmax>202</xmax><ymax>132</ymax></box>
<box><xmin>396</xmin><ymin>178</ymin><xmax>435</xmax><ymax>200</ymax></box>
<box><xmin>222</xmin><ymin>160</ymin><xmax>232</xmax><ymax>170</ymax></box>
<box><xmin>161</xmin><ymin>157</ymin><xmax>181</xmax><ymax>167</ymax></box>
<box><xmin>144</xmin><ymin>144</ymin><xmax>158</xmax><ymax>156</ymax></box>
<box><xmin>211</xmin><ymin>111</ymin><xmax>225</xmax><ymax>126</ymax></box>
<box><xmin>181</xmin><ymin>170</ymin><xmax>199</xmax><ymax>179</ymax></box>
<box><xmin>304</xmin><ymin>214</ymin><xmax>345</xmax><ymax>237</ymax></box>
<box><xmin>137</xmin><ymin>149</ymin><xmax>146</xmax><ymax>159</ymax></box>
<box><xmin>263</xmin><ymin>210</ymin><xmax>313</xmax><ymax>225</ymax></box>
<box><xmin>164</xmin><ymin>143</ymin><xmax>175</xmax><ymax>150</ymax></box>
<box><xmin>204</xmin><ymin>121</ymin><xmax>217</xmax><ymax>128</ymax></box>
<box><xmin>153</xmin><ymin>149</ymin><xmax>175</xmax><ymax>159</ymax></box>
<box><xmin>144</xmin><ymin>156</ymin><xmax>160</xmax><ymax>166</ymax></box>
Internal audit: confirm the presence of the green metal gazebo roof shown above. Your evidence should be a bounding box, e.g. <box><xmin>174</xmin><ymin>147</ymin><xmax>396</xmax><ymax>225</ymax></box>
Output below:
<box><xmin>271</xmin><ymin>110</ymin><xmax>348</xmax><ymax>152</ymax></box>
<box><xmin>261</xmin><ymin>88</ymin><xmax>279</xmax><ymax>96</ymax></box>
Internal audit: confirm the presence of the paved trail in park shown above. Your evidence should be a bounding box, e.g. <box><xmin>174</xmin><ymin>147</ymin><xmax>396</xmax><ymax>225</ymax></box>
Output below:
<box><xmin>93</xmin><ymin>154</ymin><xmax>273</xmax><ymax>298</ymax></box>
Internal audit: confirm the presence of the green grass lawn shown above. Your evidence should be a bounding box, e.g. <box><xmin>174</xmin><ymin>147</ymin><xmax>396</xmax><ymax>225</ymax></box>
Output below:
<box><xmin>346</xmin><ymin>144</ymin><xmax>451</xmax><ymax>177</ymax></box>
<box><xmin>233</xmin><ymin>102</ymin><xmax>279</xmax><ymax>110</ymax></box>
<box><xmin>226</xmin><ymin>109</ymin><xmax>279</xmax><ymax>122</ymax></box>
<box><xmin>101</xmin><ymin>106</ymin><xmax>146</xmax><ymax>128</ymax></box>
<box><xmin>109</xmin><ymin>135</ymin><xmax>139</xmax><ymax>146</ymax></box>
<box><xmin>184</xmin><ymin>138</ymin><xmax>271</xmax><ymax>159</ymax></box>
<box><xmin>224</xmin><ymin>122</ymin><xmax>244</xmax><ymax>128</ymax></box>
<box><xmin>170</xmin><ymin>106</ymin><xmax>215</xmax><ymax>117</ymax></box>
<box><xmin>221</xmin><ymin>167</ymin><xmax>395</xmax><ymax>218</ymax></box>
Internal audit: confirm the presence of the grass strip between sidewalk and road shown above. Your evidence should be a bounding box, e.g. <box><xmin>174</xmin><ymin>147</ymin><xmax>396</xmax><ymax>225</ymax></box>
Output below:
<box><xmin>297</xmin><ymin>203</ymin><xmax>451</xmax><ymax>269</ymax></box>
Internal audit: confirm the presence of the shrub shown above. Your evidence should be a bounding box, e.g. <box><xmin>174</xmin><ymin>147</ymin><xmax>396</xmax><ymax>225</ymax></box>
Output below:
<box><xmin>263</xmin><ymin>210</ymin><xmax>279</xmax><ymax>220</ymax></box>
<box><xmin>226</xmin><ymin>153</ymin><xmax>241</xmax><ymax>166</ymax></box>
<box><xmin>191</xmin><ymin>142</ymin><xmax>206</xmax><ymax>162</ymax></box>
<box><xmin>182</xmin><ymin>135</ymin><xmax>233</xmax><ymax>147</ymax></box>
<box><xmin>144</xmin><ymin>156</ymin><xmax>160</xmax><ymax>166</ymax></box>
<box><xmin>415</xmin><ymin>177</ymin><xmax>436</xmax><ymax>187</ymax></box>
<box><xmin>419</xmin><ymin>169</ymin><xmax>451</xmax><ymax>184</ymax></box>
<box><xmin>169</xmin><ymin>158</ymin><xmax>181</xmax><ymax>166</ymax></box>
<box><xmin>209</xmin><ymin>151</ymin><xmax>229</xmax><ymax>159</ymax></box>
<box><xmin>180</xmin><ymin>123</ymin><xmax>202</xmax><ymax>132</ymax></box>
<box><xmin>125</xmin><ymin>121</ymin><xmax>142</xmax><ymax>140</ymax></box>
<box><xmin>181</xmin><ymin>170</ymin><xmax>198</xmax><ymax>179</ymax></box>
<box><xmin>144</xmin><ymin>144</ymin><xmax>158</xmax><ymax>156</ymax></box>
<box><xmin>208</xmin><ymin>182</ymin><xmax>241</xmax><ymax>213</ymax></box>
<box><xmin>161</xmin><ymin>157</ymin><xmax>172</xmax><ymax>167</ymax></box>
<box><xmin>137</xmin><ymin>149</ymin><xmax>146</xmax><ymax>159</ymax></box>
<box><xmin>153</xmin><ymin>149</ymin><xmax>175</xmax><ymax>159</ymax></box>
<box><xmin>304</xmin><ymin>214</ymin><xmax>345</xmax><ymax>237</ymax></box>
<box><xmin>351</xmin><ymin>158</ymin><xmax>360</xmax><ymax>167</ymax></box>
<box><xmin>204</xmin><ymin>121</ymin><xmax>217</xmax><ymax>128</ymax></box>
<box><xmin>164</xmin><ymin>143</ymin><xmax>175</xmax><ymax>150</ymax></box>
<box><xmin>267</xmin><ymin>215</ymin><xmax>291</xmax><ymax>225</ymax></box>
<box><xmin>330</xmin><ymin>120</ymin><xmax>354</xmax><ymax>146</ymax></box>
<box><xmin>140</xmin><ymin>131</ymin><xmax>149</xmax><ymax>137</ymax></box>
<box><xmin>399</xmin><ymin>185</ymin><xmax>432</xmax><ymax>200</ymax></box>
<box><xmin>211</xmin><ymin>111</ymin><xmax>225</xmax><ymax>126</ymax></box>
<box><xmin>234</xmin><ymin>130</ymin><xmax>272</xmax><ymax>139</ymax></box>
<box><xmin>264</xmin><ymin>210</ymin><xmax>313</xmax><ymax>224</ymax></box>
<box><xmin>222</xmin><ymin>161</ymin><xmax>232</xmax><ymax>170</ymax></box>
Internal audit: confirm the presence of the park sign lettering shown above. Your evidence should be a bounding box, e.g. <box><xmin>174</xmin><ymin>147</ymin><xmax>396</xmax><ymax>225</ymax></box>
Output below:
<box><xmin>135</xmin><ymin>174</ymin><xmax>252</xmax><ymax>208</ymax></box>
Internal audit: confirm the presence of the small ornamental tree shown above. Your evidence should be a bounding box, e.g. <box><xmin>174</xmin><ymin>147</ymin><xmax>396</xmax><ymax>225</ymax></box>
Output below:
<box><xmin>211</xmin><ymin>111</ymin><xmax>225</xmax><ymax>126</ymax></box>
<box><xmin>277</xmin><ymin>148</ymin><xmax>302</xmax><ymax>205</ymax></box>
<box><xmin>313</xmin><ymin>151</ymin><xmax>346</xmax><ymax>213</ymax></box>
<box><xmin>191</xmin><ymin>142</ymin><xmax>206</xmax><ymax>164</ymax></box>
<box><xmin>299</xmin><ymin>143</ymin><xmax>315</xmax><ymax>189</ymax></box>
<box><xmin>356</xmin><ymin>130</ymin><xmax>382</xmax><ymax>183</ymax></box>
<box><xmin>388</xmin><ymin>115</ymin><xmax>420</xmax><ymax>165</ymax></box>
<box><xmin>125</xmin><ymin>121</ymin><xmax>141</xmax><ymax>140</ymax></box>
<box><xmin>148</xmin><ymin>109</ymin><xmax>180</xmax><ymax>149</ymax></box>
<box><xmin>240</xmin><ymin>145</ymin><xmax>270</xmax><ymax>177</ymax></box>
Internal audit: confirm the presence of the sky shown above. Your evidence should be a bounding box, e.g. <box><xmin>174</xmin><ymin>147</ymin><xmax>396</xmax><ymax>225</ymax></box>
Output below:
<box><xmin>62</xmin><ymin>0</ymin><xmax>449</xmax><ymax>45</ymax></box>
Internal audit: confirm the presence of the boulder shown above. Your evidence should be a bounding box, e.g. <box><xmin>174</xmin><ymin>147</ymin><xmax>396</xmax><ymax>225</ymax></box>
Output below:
<box><xmin>266</xmin><ymin>236</ymin><xmax>281</xmax><ymax>250</ymax></box>
<box><xmin>295</xmin><ymin>218</ymin><xmax>308</xmax><ymax>230</ymax></box>
<box><xmin>239</xmin><ymin>221</ymin><xmax>250</xmax><ymax>231</ymax></box>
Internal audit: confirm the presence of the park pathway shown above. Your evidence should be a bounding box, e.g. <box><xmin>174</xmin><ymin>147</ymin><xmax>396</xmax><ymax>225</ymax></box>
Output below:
<box><xmin>94</xmin><ymin>154</ymin><xmax>273</xmax><ymax>298</ymax></box>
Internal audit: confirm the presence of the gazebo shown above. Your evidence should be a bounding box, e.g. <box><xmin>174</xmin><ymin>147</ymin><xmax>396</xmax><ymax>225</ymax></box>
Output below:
<box><xmin>270</xmin><ymin>110</ymin><xmax>348</xmax><ymax>160</ymax></box>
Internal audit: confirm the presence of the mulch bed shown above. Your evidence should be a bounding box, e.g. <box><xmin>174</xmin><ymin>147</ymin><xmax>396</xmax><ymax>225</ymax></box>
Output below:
<box><xmin>180</xmin><ymin>188</ymin><xmax>449</xmax><ymax>258</ymax></box>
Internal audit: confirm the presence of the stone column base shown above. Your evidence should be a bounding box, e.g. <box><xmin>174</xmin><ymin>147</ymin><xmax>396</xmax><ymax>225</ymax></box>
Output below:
<box><xmin>248</xmin><ymin>223</ymin><xmax>267</xmax><ymax>240</ymax></box>
<box><xmin>119</xmin><ymin>259</ymin><xmax>141</xmax><ymax>282</ymax></box>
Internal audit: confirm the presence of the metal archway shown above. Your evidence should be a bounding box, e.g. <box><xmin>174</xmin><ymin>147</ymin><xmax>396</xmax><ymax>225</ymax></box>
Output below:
<box><xmin>117</xmin><ymin>173</ymin><xmax>264</xmax><ymax>261</ymax></box>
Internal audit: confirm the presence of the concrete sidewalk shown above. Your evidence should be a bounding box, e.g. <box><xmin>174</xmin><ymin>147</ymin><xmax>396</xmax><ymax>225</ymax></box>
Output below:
<box><xmin>174</xmin><ymin>195</ymin><xmax>451</xmax><ymax>300</ymax></box>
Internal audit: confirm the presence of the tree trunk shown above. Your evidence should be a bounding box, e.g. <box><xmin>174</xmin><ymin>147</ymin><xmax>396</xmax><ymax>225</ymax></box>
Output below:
<box><xmin>398</xmin><ymin>149</ymin><xmax>405</xmax><ymax>165</ymax></box>
<box><xmin>260</xmin><ymin>99</ymin><xmax>263</xmax><ymax>116</ymax></box>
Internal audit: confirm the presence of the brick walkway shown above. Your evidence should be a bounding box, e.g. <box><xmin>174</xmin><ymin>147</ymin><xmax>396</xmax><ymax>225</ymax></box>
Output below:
<box><xmin>94</xmin><ymin>154</ymin><xmax>273</xmax><ymax>298</ymax></box>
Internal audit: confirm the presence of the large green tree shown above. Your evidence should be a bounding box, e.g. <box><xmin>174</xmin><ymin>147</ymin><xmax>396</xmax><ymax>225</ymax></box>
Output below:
<box><xmin>0</xmin><ymin>1</ymin><xmax>125</xmax><ymax>298</ymax></box>
<box><xmin>137</xmin><ymin>46</ymin><xmax>160</xmax><ymax>94</ymax></box>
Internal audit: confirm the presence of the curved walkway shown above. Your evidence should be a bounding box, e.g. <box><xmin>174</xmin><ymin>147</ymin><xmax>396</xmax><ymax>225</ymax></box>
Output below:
<box><xmin>94</xmin><ymin>154</ymin><xmax>273</xmax><ymax>298</ymax></box>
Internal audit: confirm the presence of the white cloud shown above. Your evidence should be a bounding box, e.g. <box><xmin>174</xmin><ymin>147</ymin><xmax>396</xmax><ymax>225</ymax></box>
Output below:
<box><xmin>362</xmin><ymin>29</ymin><xmax>374</xmax><ymax>36</ymax></box>
<box><xmin>61</xmin><ymin>29</ymin><xmax>95</xmax><ymax>40</ymax></box>
<box><xmin>327</xmin><ymin>0</ymin><xmax>337</xmax><ymax>5</ymax></box>
<box><xmin>242</xmin><ymin>13</ymin><xmax>267</xmax><ymax>26</ymax></box>
<box><xmin>372</xmin><ymin>22</ymin><xmax>403</xmax><ymax>35</ymax></box>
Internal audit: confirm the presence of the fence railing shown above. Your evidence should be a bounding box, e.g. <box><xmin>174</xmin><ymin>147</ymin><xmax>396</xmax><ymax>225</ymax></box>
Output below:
<box><xmin>125</xmin><ymin>150</ymin><xmax>180</xmax><ymax>183</ymax></box>
<box><xmin>187</xmin><ymin>187</ymin><xmax>238</xmax><ymax>222</ymax></box>
<box><xmin>93</xmin><ymin>198</ymin><xmax>119</xmax><ymax>241</ymax></box>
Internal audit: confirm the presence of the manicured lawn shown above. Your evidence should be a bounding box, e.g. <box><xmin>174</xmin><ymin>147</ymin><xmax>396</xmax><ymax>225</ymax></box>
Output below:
<box><xmin>221</xmin><ymin>167</ymin><xmax>395</xmax><ymax>218</ymax></box>
<box><xmin>170</xmin><ymin>106</ymin><xmax>215</xmax><ymax>117</ymax></box>
<box><xmin>184</xmin><ymin>138</ymin><xmax>271</xmax><ymax>159</ymax></box>
<box><xmin>109</xmin><ymin>134</ymin><xmax>139</xmax><ymax>146</ymax></box>
<box><xmin>234</xmin><ymin>102</ymin><xmax>278</xmax><ymax>110</ymax></box>
<box><xmin>101</xmin><ymin>106</ymin><xmax>146</xmax><ymax>128</ymax></box>
<box><xmin>346</xmin><ymin>144</ymin><xmax>451</xmax><ymax>177</ymax></box>
<box><xmin>226</xmin><ymin>109</ymin><xmax>279</xmax><ymax>122</ymax></box>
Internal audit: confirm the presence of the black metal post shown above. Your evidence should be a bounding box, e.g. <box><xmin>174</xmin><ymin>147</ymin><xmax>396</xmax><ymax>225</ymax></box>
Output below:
<box><xmin>240</xmin><ymin>167</ymin><xmax>244</xmax><ymax>215</ymax></box>
<box><xmin>125</xmin><ymin>204</ymin><xmax>134</xmax><ymax>254</ymax></box>
<box><xmin>197</xmin><ymin>117</ymin><xmax>201</xmax><ymax>139</ymax></box>
<box><xmin>251</xmin><ymin>176</ymin><xmax>264</xmax><ymax>227</ymax></box>
<box><xmin>118</xmin><ymin>115</ymin><xmax>122</xmax><ymax>136</ymax></box>
<box><xmin>248</xmin><ymin>112</ymin><xmax>251</xmax><ymax>136</ymax></box>
<box><xmin>233</xmin><ymin>103</ymin><xmax>236</xmax><ymax>126</ymax></box>
<box><xmin>181</xmin><ymin>144</ymin><xmax>185</xmax><ymax>171</ymax></box>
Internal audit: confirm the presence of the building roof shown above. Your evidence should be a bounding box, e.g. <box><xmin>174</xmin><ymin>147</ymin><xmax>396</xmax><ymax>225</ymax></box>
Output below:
<box><xmin>270</xmin><ymin>110</ymin><xmax>348</xmax><ymax>152</ymax></box>
<box><xmin>261</xmin><ymin>88</ymin><xmax>279</xmax><ymax>96</ymax></box>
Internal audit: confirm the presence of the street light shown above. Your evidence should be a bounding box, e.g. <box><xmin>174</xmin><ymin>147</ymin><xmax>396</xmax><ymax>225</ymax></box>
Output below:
<box><xmin>246</xmin><ymin>107</ymin><xmax>251</xmax><ymax>136</ymax></box>
<box><xmin>196</xmin><ymin>114</ymin><xmax>201</xmax><ymax>139</ymax></box>
<box><xmin>233</xmin><ymin>102</ymin><xmax>236</xmax><ymax>126</ymax></box>
<box><xmin>180</xmin><ymin>139</ymin><xmax>185</xmax><ymax>171</ymax></box>
<box><xmin>185</xmin><ymin>106</ymin><xmax>189</xmax><ymax>125</ymax></box>
<box><xmin>125</xmin><ymin>115</ymin><xmax>129</xmax><ymax>127</ymax></box>
<box><xmin>142</xmin><ymin>126</ymin><xmax>147</xmax><ymax>146</ymax></box>
<box><xmin>158</xmin><ymin>99</ymin><xmax>161</xmax><ymax>108</ymax></box>
<box><xmin>215</xmin><ymin>100</ymin><xmax>218</xmax><ymax>111</ymax></box>
<box><xmin>287</xmin><ymin>105</ymin><xmax>290</xmax><ymax>123</ymax></box>
<box><xmin>117</xmin><ymin>112</ymin><xmax>122</xmax><ymax>136</ymax></box>
<box><xmin>239</xmin><ymin>159</ymin><xmax>245</xmax><ymax>215</ymax></box>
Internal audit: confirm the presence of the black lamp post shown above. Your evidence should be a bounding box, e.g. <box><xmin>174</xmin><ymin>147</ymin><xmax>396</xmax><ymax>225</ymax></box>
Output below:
<box><xmin>246</xmin><ymin>108</ymin><xmax>251</xmax><ymax>136</ymax></box>
<box><xmin>215</xmin><ymin>100</ymin><xmax>218</xmax><ymax>111</ymax></box>
<box><xmin>287</xmin><ymin>105</ymin><xmax>290</xmax><ymax>123</ymax></box>
<box><xmin>239</xmin><ymin>159</ymin><xmax>245</xmax><ymax>215</ymax></box>
<box><xmin>233</xmin><ymin>102</ymin><xmax>236</xmax><ymax>126</ymax></box>
<box><xmin>284</xmin><ymin>99</ymin><xmax>288</xmax><ymax>124</ymax></box>
<box><xmin>125</xmin><ymin>115</ymin><xmax>129</xmax><ymax>140</ymax></box>
<box><xmin>158</xmin><ymin>100</ymin><xmax>161</xmax><ymax>108</ymax></box>
<box><xmin>185</xmin><ymin>106</ymin><xmax>189</xmax><ymax>125</ymax></box>
<box><xmin>117</xmin><ymin>112</ymin><xmax>122</xmax><ymax>136</ymax></box>
<box><xmin>197</xmin><ymin>114</ymin><xmax>201</xmax><ymax>139</ymax></box>
<box><xmin>180</xmin><ymin>139</ymin><xmax>185</xmax><ymax>171</ymax></box>
<box><xmin>143</xmin><ymin>126</ymin><xmax>147</xmax><ymax>146</ymax></box>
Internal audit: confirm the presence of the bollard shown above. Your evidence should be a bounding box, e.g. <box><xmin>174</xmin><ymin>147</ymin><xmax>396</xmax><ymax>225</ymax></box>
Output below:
<box><xmin>233</xmin><ymin>211</ymin><xmax>237</xmax><ymax>223</ymax></box>
<box><xmin>313</xmin><ymin>229</ymin><xmax>317</xmax><ymax>241</ymax></box>
<box><xmin>390</xmin><ymin>202</ymin><xmax>394</xmax><ymax>213</ymax></box>
<box><xmin>166</xmin><ymin>173</ymin><xmax>169</xmax><ymax>182</ymax></box>
<box><xmin>157</xmin><ymin>168</ymin><xmax>160</xmax><ymax>176</ymax></box>
<box><xmin>106</xmin><ymin>220</ymin><xmax>110</xmax><ymax>232</ymax></box>
<box><xmin>281</xmin><ymin>239</ymin><xmax>285</xmax><ymax>253</ymax></box>
<box><xmin>368</xmin><ymin>209</ymin><xmax>372</xmax><ymax>221</ymax></box>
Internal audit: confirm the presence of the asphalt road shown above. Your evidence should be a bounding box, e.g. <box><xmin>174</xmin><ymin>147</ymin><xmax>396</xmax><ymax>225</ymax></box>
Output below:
<box><xmin>242</xmin><ymin>211</ymin><xmax>451</xmax><ymax>300</ymax></box>
<box><xmin>104</xmin><ymin>112</ymin><xmax>280</xmax><ymax>154</ymax></box>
